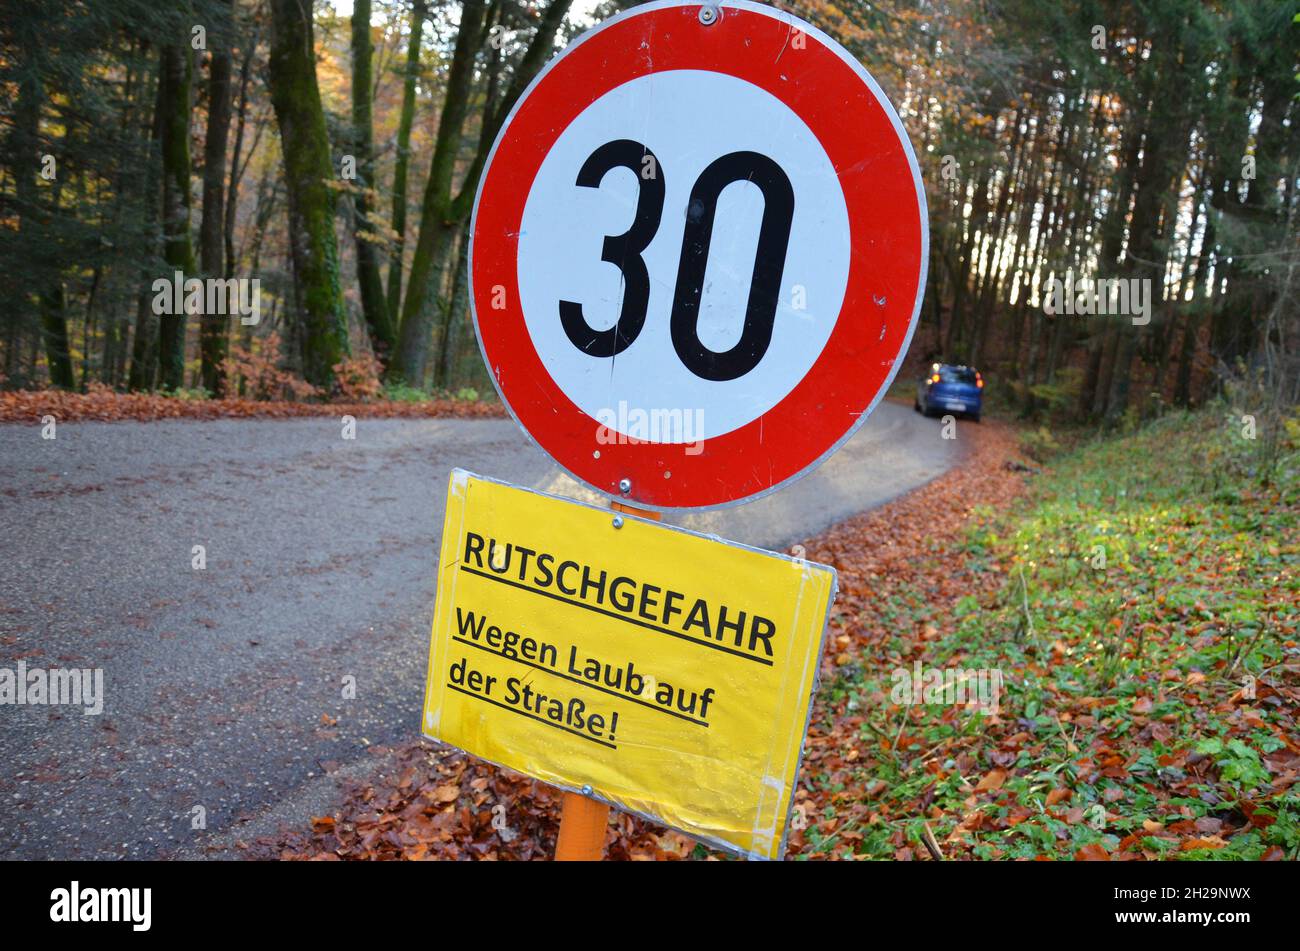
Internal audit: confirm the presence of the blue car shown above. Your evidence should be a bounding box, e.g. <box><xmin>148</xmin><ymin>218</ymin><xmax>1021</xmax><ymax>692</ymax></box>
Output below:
<box><xmin>915</xmin><ymin>363</ymin><xmax>983</xmax><ymax>421</ymax></box>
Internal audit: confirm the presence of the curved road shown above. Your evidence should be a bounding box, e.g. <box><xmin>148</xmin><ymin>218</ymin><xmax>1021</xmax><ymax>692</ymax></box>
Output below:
<box><xmin>0</xmin><ymin>401</ymin><xmax>962</xmax><ymax>859</ymax></box>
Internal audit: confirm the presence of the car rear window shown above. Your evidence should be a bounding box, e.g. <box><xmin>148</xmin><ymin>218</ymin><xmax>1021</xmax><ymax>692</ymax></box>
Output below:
<box><xmin>940</xmin><ymin>367</ymin><xmax>978</xmax><ymax>384</ymax></box>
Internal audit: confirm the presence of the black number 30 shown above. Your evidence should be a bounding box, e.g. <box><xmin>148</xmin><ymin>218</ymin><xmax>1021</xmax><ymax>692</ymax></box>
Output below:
<box><xmin>558</xmin><ymin>139</ymin><xmax>795</xmax><ymax>382</ymax></box>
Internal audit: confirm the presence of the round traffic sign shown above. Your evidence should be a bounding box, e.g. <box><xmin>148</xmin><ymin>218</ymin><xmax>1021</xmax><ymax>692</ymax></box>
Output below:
<box><xmin>472</xmin><ymin>0</ymin><xmax>928</xmax><ymax>510</ymax></box>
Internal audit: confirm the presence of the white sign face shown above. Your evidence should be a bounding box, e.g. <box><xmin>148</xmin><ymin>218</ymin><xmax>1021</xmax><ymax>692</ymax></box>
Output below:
<box><xmin>472</xmin><ymin>0</ymin><xmax>929</xmax><ymax>510</ymax></box>
<box><xmin>517</xmin><ymin>69</ymin><xmax>852</xmax><ymax>442</ymax></box>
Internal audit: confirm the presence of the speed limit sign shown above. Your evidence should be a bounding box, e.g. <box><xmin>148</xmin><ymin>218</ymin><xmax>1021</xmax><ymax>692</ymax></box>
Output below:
<box><xmin>472</xmin><ymin>0</ymin><xmax>928</xmax><ymax>510</ymax></box>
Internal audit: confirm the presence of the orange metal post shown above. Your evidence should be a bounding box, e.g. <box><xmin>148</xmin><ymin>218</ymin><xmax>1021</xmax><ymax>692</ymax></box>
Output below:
<box><xmin>553</xmin><ymin>500</ymin><xmax>662</xmax><ymax>861</ymax></box>
<box><xmin>554</xmin><ymin>792</ymin><xmax>611</xmax><ymax>861</ymax></box>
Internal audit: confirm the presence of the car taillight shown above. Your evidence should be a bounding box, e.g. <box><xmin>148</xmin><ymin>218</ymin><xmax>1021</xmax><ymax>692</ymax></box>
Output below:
<box><xmin>976</xmin><ymin>375</ymin><xmax>984</xmax><ymax>388</ymax></box>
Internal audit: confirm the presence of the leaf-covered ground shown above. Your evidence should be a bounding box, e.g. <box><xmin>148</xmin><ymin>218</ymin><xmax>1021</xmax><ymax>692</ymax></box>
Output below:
<box><xmin>247</xmin><ymin>408</ymin><xmax>1297</xmax><ymax>861</ymax></box>
<box><xmin>796</xmin><ymin>409</ymin><xmax>1298</xmax><ymax>861</ymax></box>
<box><xmin>0</xmin><ymin>387</ymin><xmax>506</xmax><ymax>423</ymax></box>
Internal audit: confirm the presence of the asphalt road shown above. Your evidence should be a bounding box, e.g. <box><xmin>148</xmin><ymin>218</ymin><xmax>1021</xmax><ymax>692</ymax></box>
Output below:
<box><xmin>0</xmin><ymin>401</ymin><xmax>962</xmax><ymax>859</ymax></box>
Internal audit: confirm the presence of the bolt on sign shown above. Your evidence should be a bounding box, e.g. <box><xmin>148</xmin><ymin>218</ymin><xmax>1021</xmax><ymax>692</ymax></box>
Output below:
<box><xmin>422</xmin><ymin>471</ymin><xmax>837</xmax><ymax>858</ymax></box>
<box><xmin>471</xmin><ymin>0</ymin><xmax>928</xmax><ymax>510</ymax></box>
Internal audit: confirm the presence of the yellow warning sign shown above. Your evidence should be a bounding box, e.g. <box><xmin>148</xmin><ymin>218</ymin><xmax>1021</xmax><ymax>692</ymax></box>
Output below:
<box><xmin>421</xmin><ymin>470</ymin><xmax>837</xmax><ymax>859</ymax></box>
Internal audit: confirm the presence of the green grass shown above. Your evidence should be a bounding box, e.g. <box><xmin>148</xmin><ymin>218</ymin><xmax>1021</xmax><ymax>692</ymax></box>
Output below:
<box><xmin>380</xmin><ymin>382</ymin><xmax>489</xmax><ymax>403</ymax></box>
<box><xmin>819</xmin><ymin>407</ymin><xmax>1299</xmax><ymax>860</ymax></box>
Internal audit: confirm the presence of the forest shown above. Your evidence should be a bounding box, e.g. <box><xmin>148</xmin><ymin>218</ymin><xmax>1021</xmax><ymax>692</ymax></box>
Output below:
<box><xmin>1</xmin><ymin>0</ymin><xmax>1296</xmax><ymax>429</ymax></box>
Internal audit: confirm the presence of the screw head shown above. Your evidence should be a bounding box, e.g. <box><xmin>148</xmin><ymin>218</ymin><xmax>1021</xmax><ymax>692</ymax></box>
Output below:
<box><xmin>618</xmin><ymin>477</ymin><xmax>632</xmax><ymax>495</ymax></box>
<box><xmin>581</xmin><ymin>784</ymin><xmax>593</xmax><ymax>796</ymax></box>
<box><xmin>612</xmin><ymin>516</ymin><xmax>624</xmax><ymax>529</ymax></box>
<box><xmin>699</xmin><ymin>4</ymin><xmax>718</xmax><ymax>25</ymax></box>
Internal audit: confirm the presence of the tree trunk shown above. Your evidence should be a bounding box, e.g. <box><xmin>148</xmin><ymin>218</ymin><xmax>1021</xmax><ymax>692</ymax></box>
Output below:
<box><xmin>393</xmin><ymin>0</ymin><xmax>487</xmax><ymax>385</ymax></box>
<box><xmin>267</xmin><ymin>0</ymin><xmax>350</xmax><ymax>390</ymax></box>
<box><xmin>157</xmin><ymin>43</ymin><xmax>197</xmax><ymax>391</ymax></box>
<box><xmin>385</xmin><ymin>0</ymin><xmax>427</xmax><ymax>323</ymax></box>
<box><xmin>351</xmin><ymin>0</ymin><xmax>396</xmax><ymax>362</ymax></box>
<box><xmin>225</xmin><ymin>30</ymin><xmax>258</xmax><ymax>285</ymax></box>
<box><xmin>436</xmin><ymin>222</ymin><xmax>471</xmax><ymax>387</ymax></box>
<box><xmin>1175</xmin><ymin>183</ymin><xmax>1219</xmax><ymax>406</ymax></box>
<box><xmin>129</xmin><ymin>53</ymin><xmax>165</xmax><ymax>392</ymax></box>
<box><xmin>394</xmin><ymin>0</ymin><xmax>573</xmax><ymax>385</ymax></box>
<box><xmin>101</xmin><ymin>47</ymin><xmax>149</xmax><ymax>389</ymax></box>
<box><xmin>200</xmin><ymin>5</ymin><xmax>234</xmax><ymax>395</ymax></box>
<box><xmin>12</xmin><ymin>37</ymin><xmax>75</xmax><ymax>389</ymax></box>
<box><xmin>39</xmin><ymin>286</ymin><xmax>75</xmax><ymax>390</ymax></box>
<box><xmin>1081</xmin><ymin>107</ymin><xmax>1142</xmax><ymax>418</ymax></box>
